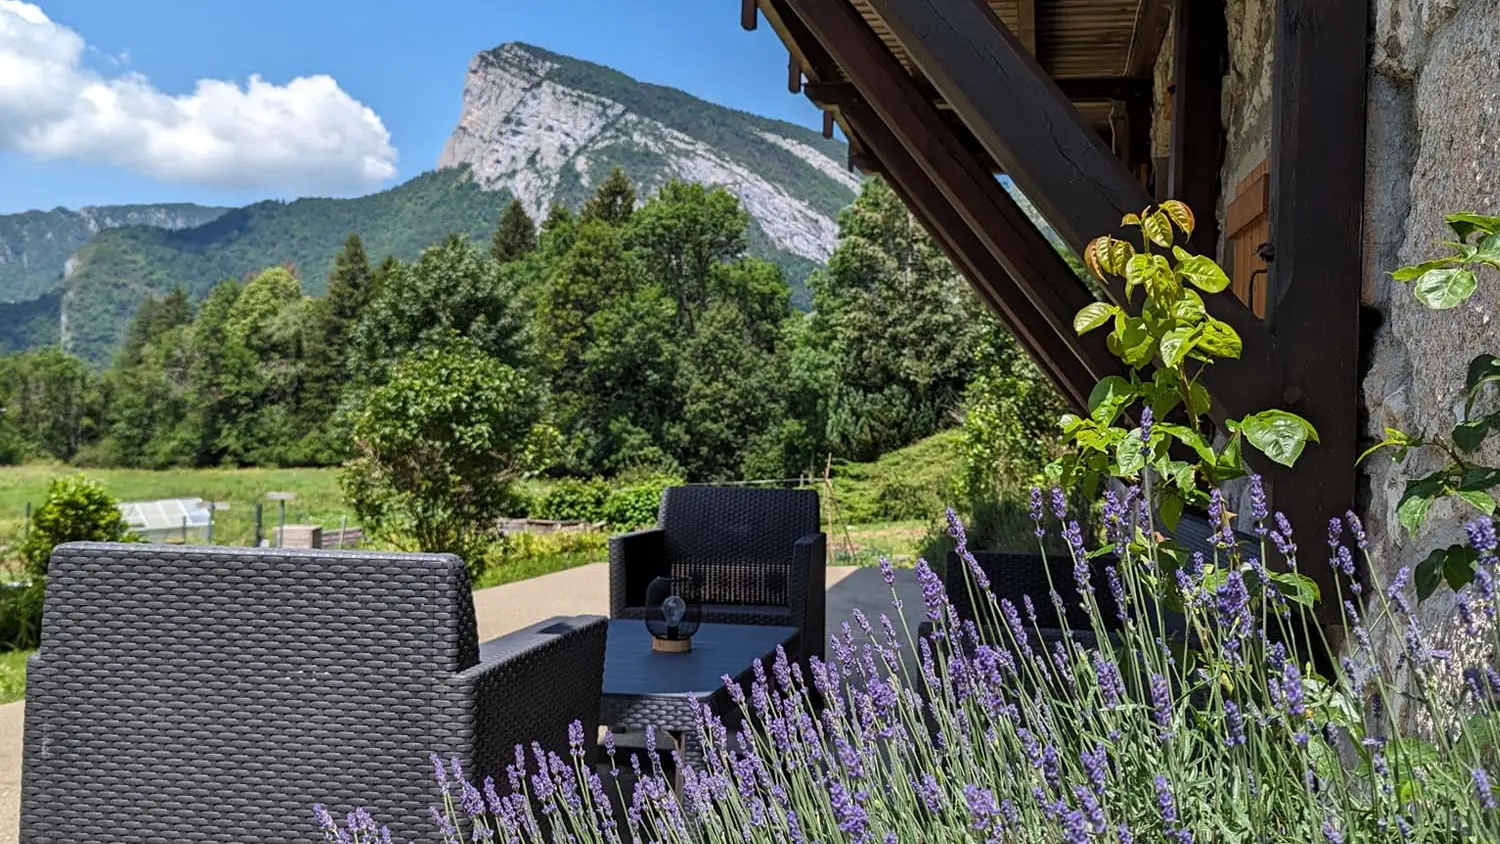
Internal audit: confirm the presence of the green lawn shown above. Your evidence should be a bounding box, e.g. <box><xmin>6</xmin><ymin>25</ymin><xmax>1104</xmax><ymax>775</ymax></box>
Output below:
<box><xmin>0</xmin><ymin>463</ymin><xmax>349</xmax><ymax>548</ymax></box>
<box><xmin>0</xmin><ymin>649</ymin><xmax>30</xmax><ymax>704</ymax></box>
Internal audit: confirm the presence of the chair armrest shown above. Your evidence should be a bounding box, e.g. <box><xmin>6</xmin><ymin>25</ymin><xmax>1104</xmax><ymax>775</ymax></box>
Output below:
<box><xmin>790</xmin><ymin>533</ymin><xmax>827</xmax><ymax>662</ymax></box>
<box><xmin>452</xmin><ymin>614</ymin><xmax>608</xmax><ymax>779</ymax></box>
<box><xmin>609</xmin><ymin>528</ymin><xmax>667</xmax><ymax>618</ymax></box>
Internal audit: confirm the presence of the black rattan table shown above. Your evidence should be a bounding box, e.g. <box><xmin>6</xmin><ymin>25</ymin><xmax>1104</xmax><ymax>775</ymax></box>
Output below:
<box><xmin>600</xmin><ymin>620</ymin><xmax>798</xmax><ymax>770</ymax></box>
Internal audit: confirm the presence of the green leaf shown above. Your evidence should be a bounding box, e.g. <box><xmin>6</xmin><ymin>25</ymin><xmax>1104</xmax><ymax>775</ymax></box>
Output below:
<box><xmin>1239</xmin><ymin>409</ymin><xmax>1319</xmax><ymax>467</ymax></box>
<box><xmin>1398</xmin><ymin>471</ymin><xmax>1448</xmax><ymax>535</ymax></box>
<box><xmin>1171</xmin><ymin>289</ymin><xmax>1207</xmax><ymax>324</ymax></box>
<box><xmin>1074</xmin><ymin>302</ymin><xmax>1116</xmax><ymax>335</ymax></box>
<box><xmin>1465</xmin><ymin>354</ymin><xmax>1500</xmax><ymax>409</ymax></box>
<box><xmin>1415</xmin><ymin>545</ymin><xmax>1478</xmax><ymax>602</ymax></box>
<box><xmin>1391</xmin><ymin>257</ymin><xmax>1459</xmax><ymax>282</ymax></box>
<box><xmin>1158</xmin><ymin>490</ymin><xmax>1185</xmax><ymax>532</ymax></box>
<box><xmin>1446</xmin><ymin>212</ymin><xmax>1500</xmax><ymax>242</ymax></box>
<box><xmin>1414</xmin><ymin>550</ymin><xmax>1445</xmax><ymax>602</ymax></box>
<box><xmin>1195</xmin><ymin>319</ymin><xmax>1242</xmax><ymax>360</ymax></box>
<box><xmin>1187</xmin><ymin>381</ymin><xmax>1211</xmax><ymax>417</ymax></box>
<box><xmin>1453</xmin><ymin>419</ymin><xmax>1490</xmax><ymax>452</ymax></box>
<box><xmin>1107</xmin><ymin>316</ymin><xmax>1155</xmax><ymax>368</ymax></box>
<box><xmin>1159</xmin><ymin>326</ymin><xmax>1200</xmax><ymax>368</ymax></box>
<box><xmin>1172</xmin><ymin>247</ymin><xmax>1231</xmax><ymax>293</ymax></box>
<box><xmin>1459</xmin><ymin>465</ymin><xmax>1500</xmax><ymax>491</ymax></box>
<box><xmin>1217</xmin><ymin>432</ymin><xmax>1245</xmax><ymax>476</ymax></box>
<box><xmin>1087</xmin><ymin>376</ymin><xmax>1137</xmax><ymax>425</ymax></box>
<box><xmin>1477</xmin><ymin>232</ymin><xmax>1500</xmax><ymax>265</ymax></box>
<box><xmin>1158</xmin><ymin>421</ymin><xmax>1216</xmax><ymax>465</ymax></box>
<box><xmin>1457</xmin><ymin>489</ymin><xmax>1496</xmax><ymax>515</ymax></box>
<box><xmin>1142</xmin><ymin>210</ymin><xmax>1174</xmax><ymax>248</ymax></box>
<box><xmin>1125</xmin><ymin>253</ymin><xmax>1176</xmax><ymax>300</ymax></box>
<box><xmin>1159</xmin><ymin>200</ymin><xmax>1196</xmax><ymax>237</ymax></box>
<box><xmin>1412</xmin><ymin>267</ymin><xmax>1478</xmax><ymax>309</ymax></box>
<box><xmin>1115</xmin><ymin>430</ymin><xmax>1147</xmax><ymax>476</ymax></box>
<box><xmin>1270</xmin><ymin>571</ymin><xmax>1320</xmax><ymax>608</ymax></box>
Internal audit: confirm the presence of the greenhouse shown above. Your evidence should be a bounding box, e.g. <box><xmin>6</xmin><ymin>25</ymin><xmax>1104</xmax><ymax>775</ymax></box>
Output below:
<box><xmin>117</xmin><ymin>498</ymin><xmax>214</xmax><ymax>543</ymax></box>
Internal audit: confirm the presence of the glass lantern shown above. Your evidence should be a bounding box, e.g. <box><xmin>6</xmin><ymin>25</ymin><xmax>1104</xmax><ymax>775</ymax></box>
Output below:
<box><xmin>644</xmin><ymin>575</ymin><xmax>701</xmax><ymax>653</ymax></box>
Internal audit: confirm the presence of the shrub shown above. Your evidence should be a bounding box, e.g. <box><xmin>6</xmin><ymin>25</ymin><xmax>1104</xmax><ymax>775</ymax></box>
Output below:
<box><xmin>0</xmin><ymin>581</ymin><xmax>44</xmax><ymax>650</ymax></box>
<box><xmin>535</xmin><ymin>478</ymin><xmax>611</xmax><ymax>523</ymax></box>
<box><xmin>18</xmin><ymin>474</ymin><xmax>133</xmax><ymax>578</ymax></box>
<box><xmin>340</xmin><ymin>336</ymin><xmax>557</xmax><ymax>575</ymax></box>
<box><xmin>870</xmin><ymin>477</ymin><xmax>934</xmax><ymax>521</ymax></box>
<box><xmin>319</xmin><ymin>486</ymin><xmax>1500</xmax><ymax>843</ymax></box>
<box><xmin>600</xmin><ymin>475</ymin><xmax>680</xmax><ymax>531</ymax></box>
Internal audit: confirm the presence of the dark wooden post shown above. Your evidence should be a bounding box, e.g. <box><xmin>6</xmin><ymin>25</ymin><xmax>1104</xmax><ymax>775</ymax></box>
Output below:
<box><xmin>1265</xmin><ymin>0</ymin><xmax>1369</xmax><ymax>619</ymax></box>
<box><xmin>1167</xmin><ymin>0</ymin><xmax>1229</xmax><ymax>257</ymax></box>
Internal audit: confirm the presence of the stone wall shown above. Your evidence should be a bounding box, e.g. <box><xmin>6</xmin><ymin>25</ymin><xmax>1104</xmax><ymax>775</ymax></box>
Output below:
<box><xmin>1360</xmin><ymin>0</ymin><xmax>1500</xmax><ymax>702</ymax></box>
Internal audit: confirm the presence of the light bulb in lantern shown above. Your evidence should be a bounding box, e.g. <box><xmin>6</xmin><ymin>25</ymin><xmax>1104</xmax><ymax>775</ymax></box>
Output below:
<box><xmin>662</xmin><ymin>594</ymin><xmax>687</xmax><ymax>626</ymax></box>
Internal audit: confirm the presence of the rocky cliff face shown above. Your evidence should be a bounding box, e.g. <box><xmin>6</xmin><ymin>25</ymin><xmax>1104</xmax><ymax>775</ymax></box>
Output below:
<box><xmin>437</xmin><ymin>43</ymin><xmax>860</xmax><ymax>267</ymax></box>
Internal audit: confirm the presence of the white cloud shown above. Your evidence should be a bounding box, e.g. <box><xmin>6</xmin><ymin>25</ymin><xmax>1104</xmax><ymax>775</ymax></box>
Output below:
<box><xmin>0</xmin><ymin>1</ymin><xmax>398</xmax><ymax>193</ymax></box>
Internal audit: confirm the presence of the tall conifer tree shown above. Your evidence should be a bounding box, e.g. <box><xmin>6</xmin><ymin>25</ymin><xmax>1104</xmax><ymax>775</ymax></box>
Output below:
<box><xmin>491</xmin><ymin>199</ymin><xmax>538</xmax><ymax>263</ymax></box>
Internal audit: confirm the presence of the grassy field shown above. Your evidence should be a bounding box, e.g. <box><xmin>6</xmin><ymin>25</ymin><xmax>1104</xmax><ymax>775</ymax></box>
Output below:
<box><xmin>0</xmin><ymin>463</ymin><xmax>350</xmax><ymax>548</ymax></box>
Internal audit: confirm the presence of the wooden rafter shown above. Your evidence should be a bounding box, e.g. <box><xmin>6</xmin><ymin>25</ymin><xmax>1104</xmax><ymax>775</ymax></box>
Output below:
<box><xmin>856</xmin><ymin>0</ymin><xmax>1275</xmax><ymax>418</ymax></box>
<box><xmin>1016</xmin><ymin>0</ymin><xmax>1038</xmax><ymax>56</ymax></box>
<box><xmin>778</xmin><ymin>0</ymin><xmax>1124</xmax><ymax>389</ymax></box>
<box><xmin>1126</xmin><ymin>0</ymin><xmax>1175</xmax><ymax>77</ymax></box>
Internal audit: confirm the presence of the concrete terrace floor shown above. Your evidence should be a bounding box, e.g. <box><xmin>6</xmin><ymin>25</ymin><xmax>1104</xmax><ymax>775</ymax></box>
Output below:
<box><xmin>0</xmin><ymin>561</ymin><xmax>925</xmax><ymax>844</ymax></box>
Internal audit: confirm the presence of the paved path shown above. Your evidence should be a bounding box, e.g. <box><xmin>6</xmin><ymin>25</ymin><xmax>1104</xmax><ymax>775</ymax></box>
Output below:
<box><xmin>0</xmin><ymin>562</ymin><xmax>922</xmax><ymax>843</ymax></box>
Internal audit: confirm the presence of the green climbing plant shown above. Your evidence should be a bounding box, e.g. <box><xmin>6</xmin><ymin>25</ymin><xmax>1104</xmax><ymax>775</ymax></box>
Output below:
<box><xmin>1046</xmin><ymin>201</ymin><xmax>1319</xmax><ymax>530</ymax></box>
<box><xmin>1363</xmin><ymin>211</ymin><xmax>1500</xmax><ymax>600</ymax></box>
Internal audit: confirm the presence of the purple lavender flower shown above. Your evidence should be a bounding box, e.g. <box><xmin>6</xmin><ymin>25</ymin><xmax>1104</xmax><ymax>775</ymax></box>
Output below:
<box><xmin>911</xmin><ymin>772</ymin><xmax>943</xmax><ymax>814</ymax></box>
<box><xmin>1326</xmin><ymin>518</ymin><xmax>1343</xmax><ymax>551</ymax></box>
<box><xmin>829</xmin><ymin>782</ymin><xmax>869</xmax><ymax>842</ymax></box>
<box><xmin>1139</xmin><ymin>406</ymin><xmax>1154</xmax><ymax>455</ymax></box>
<box><xmin>1041</xmin><ymin>744</ymin><xmax>1061</xmax><ymax>790</ymax></box>
<box><xmin>1468</xmin><ymin>518</ymin><xmax>1498</xmax><ymax>558</ymax></box>
<box><xmin>430</xmin><ymin>751</ymin><xmax>450</xmax><ymax>795</ymax></box>
<box><xmin>1081</xmin><ymin>744</ymin><xmax>1108</xmax><ymax>794</ymax></box>
<box><xmin>1093</xmin><ymin>652</ymin><xmax>1126</xmax><ymax>708</ymax></box>
<box><xmin>1476</xmin><ymin>767</ymin><xmax>1497</xmax><ymax>810</ymax></box>
<box><xmin>1223</xmin><ymin>699</ymin><xmax>1246</xmax><ymax>746</ymax></box>
<box><xmin>1030</xmin><ymin>487</ymin><xmax>1046</xmax><ymax>538</ymax></box>
<box><xmin>1322</xmin><ymin>818</ymin><xmax>1344</xmax><ymax>844</ymax></box>
<box><xmin>1150</xmin><ymin>673</ymin><xmax>1174</xmax><ymax>739</ymax></box>
<box><xmin>1345</xmin><ymin>510</ymin><xmax>1367</xmax><ymax>549</ymax></box>
<box><xmin>1248</xmin><ymin>475</ymin><xmax>1268</xmax><ymax>534</ymax></box>
<box><xmin>1154</xmin><ymin>776</ymin><xmax>1193</xmax><ymax>844</ymax></box>
<box><xmin>1072</xmin><ymin>785</ymin><xmax>1107</xmax><ymax>835</ymax></box>
<box><xmin>429</xmin><ymin>805</ymin><xmax>458</xmax><ymax>844</ymax></box>
<box><xmin>1208</xmin><ymin>489</ymin><xmax>1226</xmax><ymax>547</ymax></box>
<box><xmin>1106</xmin><ymin>565</ymin><xmax>1129</xmax><ymax>624</ymax></box>
<box><xmin>1051</xmin><ymin>487</ymin><xmax>1068</xmax><ymax>520</ymax></box>
<box><xmin>1387</xmin><ymin>566</ymin><xmax>1414</xmax><ymax>616</ymax></box>
<box><xmin>963</xmin><ymin>784</ymin><xmax>1001</xmax><ymax>834</ymax></box>
<box><xmin>1335</xmin><ymin>545</ymin><xmax>1355</xmax><ymax>576</ymax></box>
<box><xmin>1215</xmin><ymin>570</ymin><xmax>1251</xmax><ymax>660</ymax></box>
<box><xmin>567</xmin><ymin>720</ymin><xmax>585</xmax><ymax>759</ymax></box>
<box><xmin>915</xmin><ymin>558</ymin><xmax>946</xmax><ymax>622</ymax></box>
<box><xmin>1063</xmin><ymin>520</ymin><xmax>1088</xmax><ymax>566</ymax></box>
<box><xmin>1062</xmin><ymin>809</ymin><xmax>1090</xmax><ymax>844</ymax></box>
<box><xmin>878</xmin><ymin>556</ymin><xmax>895</xmax><ymax>586</ymax></box>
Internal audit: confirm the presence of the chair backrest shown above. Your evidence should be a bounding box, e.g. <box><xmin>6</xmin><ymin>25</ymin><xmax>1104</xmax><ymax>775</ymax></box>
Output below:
<box><xmin>22</xmin><ymin>542</ymin><xmax>480</xmax><ymax>844</ymax></box>
<box><xmin>944</xmin><ymin>550</ymin><xmax>1123</xmax><ymax>631</ymax></box>
<box><xmin>658</xmin><ymin>486</ymin><xmax>820</xmax><ymax>607</ymax></box>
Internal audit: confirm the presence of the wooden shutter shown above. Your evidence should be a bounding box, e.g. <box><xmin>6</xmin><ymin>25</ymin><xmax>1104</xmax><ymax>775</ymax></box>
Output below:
<box><xmin>1225</xmin><ymin>159</ymin><xmax>1270</xmax><ymax>317</ymax></box>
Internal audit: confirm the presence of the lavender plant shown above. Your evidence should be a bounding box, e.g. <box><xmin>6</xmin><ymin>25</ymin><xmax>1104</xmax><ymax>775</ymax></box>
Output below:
<box><xmin>317</xmin><ymin>482</ymin><xmax>1500</xmax><ymax>843</ymax></box>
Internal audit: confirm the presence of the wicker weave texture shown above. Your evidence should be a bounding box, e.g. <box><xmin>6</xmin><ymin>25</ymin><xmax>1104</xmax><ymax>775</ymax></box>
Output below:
<box><xmin>20</xmin><ymin>542</ymin><xmax>606</xmax><ymax>844</ymax></box>
<box><xmin>608</xmin><ymin>487</ymin><xmax>826</xmax><ymax>661</ymax></box>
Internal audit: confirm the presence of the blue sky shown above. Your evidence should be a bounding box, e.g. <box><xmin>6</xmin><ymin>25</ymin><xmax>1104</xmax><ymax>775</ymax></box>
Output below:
<box><xmin>0</xmin><ymin>0</ymin><xmax>827</xmax><ymax>214</ymax></box>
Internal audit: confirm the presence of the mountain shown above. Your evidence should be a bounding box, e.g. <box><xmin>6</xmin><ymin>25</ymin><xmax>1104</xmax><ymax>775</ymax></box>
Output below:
<box><xmin>0</xmin><ymin>42</ymin><xmax>858</xmax><ymax>365</ymax></box>
<box><xmin>0</xmin><ymin>204</ymin><xmax>229</xmax><ymax>303</ymax></box>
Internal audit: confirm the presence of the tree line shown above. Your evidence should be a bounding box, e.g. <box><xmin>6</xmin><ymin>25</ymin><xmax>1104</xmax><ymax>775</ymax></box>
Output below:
<box><xmin>0</xmin><ymin>169</ymin><xmax>1060</xmax><ymax>489</ymax></box>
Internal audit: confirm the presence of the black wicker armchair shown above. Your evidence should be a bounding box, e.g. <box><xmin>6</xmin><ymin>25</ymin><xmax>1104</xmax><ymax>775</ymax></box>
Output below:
<box><xmin>20</xmin><ymin>543</ymin><xmax>608</xmax><ymax>844</ymax></box>
<box><xmin>609</xmin><ymin>486</ymin><xmax>826</xmax><ymax>662</ymax></box>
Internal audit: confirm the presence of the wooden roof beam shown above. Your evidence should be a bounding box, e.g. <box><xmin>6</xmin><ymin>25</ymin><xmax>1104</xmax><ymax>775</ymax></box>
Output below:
<box><xmin>779</xmin><ymin>0</ymin><xmax>1122</xmax><ymax>389</ymax></box>
<box><xmin>807</xmin><ymin>77</ymin><xmax>1152</xmax><ymax>107</ymax></box>
<box><xmin>1126</xmin><ymin>0</ymin><xmax>1175</xmax><ymax>77</ymax></box>
<box><xmin>859</xmin><ymin>0</ymin><xmax>1274</xmax><ymax>417</ymax></box>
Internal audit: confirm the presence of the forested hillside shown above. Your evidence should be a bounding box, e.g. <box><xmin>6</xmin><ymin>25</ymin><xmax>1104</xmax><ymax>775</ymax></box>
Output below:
<box><xmin>0</xmin><ymin>171</ymin><xmax>1061</xmax><ymax>493</ymax></box>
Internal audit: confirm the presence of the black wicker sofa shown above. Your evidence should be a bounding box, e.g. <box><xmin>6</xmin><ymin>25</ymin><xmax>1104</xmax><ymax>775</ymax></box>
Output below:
<box><xmin>20</xmin><ymin>542</ymin><xmax>607</xmax><ymax>844</ymax></box>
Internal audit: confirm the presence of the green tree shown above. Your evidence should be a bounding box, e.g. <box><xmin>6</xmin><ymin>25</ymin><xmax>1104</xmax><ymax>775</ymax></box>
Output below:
<box><xmin>19</xmin><ymin>474</ymin><xmax>133</xmax><ymax>577</ymax></box>
<box><xmin>352</xmin><ymin>236</ymin><xmax>530</xmax><ymax>375</ymax></box>
<box><xmin>341</xmin><ymin>336</ymin><xmax>555</xmax><ymax>570</ymax></box>
<box><xmin>538</xmin><ymin>204</ymin><xmax>577</xmax><ymax>258</ymax></box>
<box><xmin>807</xmin><ymin>177</ymin><xmax>987</xmax><ymax>461</ymax></box>
<box><xmin>628</xmin><ymin>181</ymin><xmax>749</xmax><ymax>327</ymax></box>
<box><xmin>0</xmin><ymin>347</ymin><xmax>94</xmax><ymax>461</ymax></box>
<box><xmin>579</xmin><ymin>167</ymin><xmax>636</xmax><ymax>225</ymax></box>
<box><xmin>491</xmin><ymin>199</ymin><xmax>538</xmax><ymax>263</ymax></box>
<box><xmin>957</xmin><ymin>326</ymin><xmax>1067</xmax><ymax>502</ymax></box>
